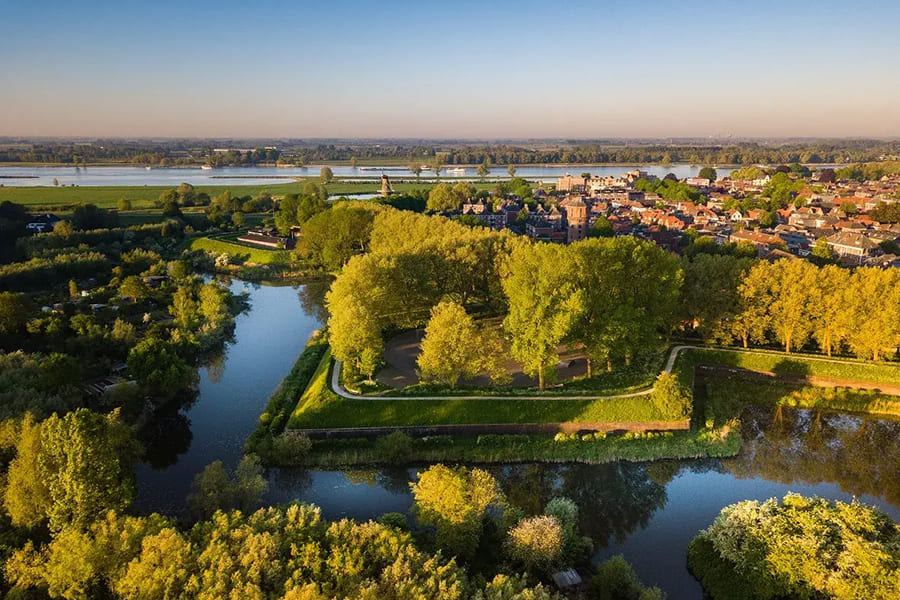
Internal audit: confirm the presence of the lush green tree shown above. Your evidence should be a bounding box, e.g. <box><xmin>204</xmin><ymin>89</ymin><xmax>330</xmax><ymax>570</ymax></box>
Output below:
<box><xmin>110</xmin><ymin>318</ymin><xmax>136</xmax><ymax>345</ymax></box>
<box><xmin>689</xmin><ymin>494</ymin><xmax>900</xmax><ymax>600</ymax></box>
<box><xmin>0</xmin><ymin>292</ymin><xmax>34</xmax><ymax>333</ymax></box>
<box><xmin>36</xmin><ymin>409</ymin><xmax>138</xmax><ymax>531</ymax></box>
<box><xmin>233</xmin><ymin>454</ymin><xmax>268</xmax><ymax>512</ymax></box>
<box><xmin>502</xmin><ymin>243</ymin><xmax>581</xmax><ymax>389</ymax></box>
<box><xmin>326</xmin><ymin>255</ymin><xmax>386</xmax><ymax>377</ymax></box>
<box><xmin>431</xmin><ymin>156</ymin><xmax>444</xmax><ymax>178</ymax></box>
<box><xmin>319</xmin><ymin>166</ymin><xmax>334</xmax><ymax>183</ymax></box>
<box><xmin>427</xmin><ymin>183</ymin><xmax>464</xmax><ymax>212</ymax></box>
<box><xmin>507</xmin><ymin>165</ymin><xmax>516</xmax><ymax>178</ymax></box>
<box><xmin>4</xmin><ymin>414</ymin><xmax>51</xmax><ymax>528</ymax></box>
<box><xmin>0</xmin><ymin>352</ymin><xmax>81</xmax><ymax>421</ymax></box>
<box><xmin>118</xmin><ymin>276</ymin><xmax>148</xmax><ymax>303</ymax></box>
<box><xmin>7</xmin><ymin>511</ymin><xmax>172</xmax><ymax>600</ymax></box>
<box><xmin>71</xmin><ymin>204</ymin><xmax>117</xmax><ymax>230</ymax></box>
<box><xmin>166</xmin><ymin>260</ymin><xmax>191</xmax><ymax>282</ymax></box>
<box><xmin>452</xmin><ymin>181</ymin><xmax>476</xmax><ymax>201</ymax></box>
<box><xmin>127</xmin><ymin>338</ymin><xmax>196</xmax><ymax>399</ymax></box>
<box><xmin>506</xmin><ymin>515</ymin><xmax>563</xmax><ymax>573</ymax></box>
<box><xmin>296</xmin><ymin>194</ymin><xmax>327</xmax><ymax>224</ymax></box>
<box><xmin>186</xmin><ymin>460</ymin><xmax>233</xmax><ymax>519</ymax></box>
<box><xmin>198</xmin><ymin>283</ymin><xmax>229</xmax><ymax>326</ymax></box>
<box><xmin>187</xmin><ymin>455</ymin><xmax>272</xmax><ymax>519</ymax></box>
<box><xmin>299</xmin><ymin>204</ymin><xmax>376</xmax><ymax>271</ymax></box>
<box><xmin>732</xmin><ymin>262</ymin><xmax>773</xmax><ymax>348</ymax></box>
<box><xmin>650</xmin><ymin>373</ymin><xmax>691</xmax><ymax>420</ymax></box>
<box><xmin>591</xmin><ymin>555</ymin><xmax>665</xmax><ymax>600</ymax></box>
<box><xmin>169</xmin><ymin>286</ymin><xmax>198</xmax><ymax>329</ymax></box>
<box><xmin>409</xmin><ymin>162</ymin><xmax>423</xmax><ymax>179</ymax></box>
<box><xmin>417</xmin><ymin>301</ymin><xmax>508</xmax><ymax>387</ymax></box>
<box><xmin>113</xmin><ymin>527</ymin><xmax>193</xmax><ymax>600</ymax></box>
<box><xmin>53</xmin><ymin>220</ymin><xmax>74</xmax><ymax>237</ymax></box>
<box><xmin>869</xmin><ymin>202</ymin><xmax>900</xmax><ymax>224</ymax></box>
<box><xmin>698</xmin><ymin>167</ymin><xmax>717</xmax><ymax>182</ymax></box>
<box><xmin>411</xmin><ymin>464</ymin><xmax>503</xmax><ymax>560</ymax></box>
<box><xmin>117</xmin><ymin>198</ymin><xmax>132</xmax><ymax>211</ymax></box>
<box><xmin>477</xmin><ymin>574</ymin><xmax>560</xmax><ymax>600</ymax></box>
<box><xmin>680</xmin><ymin>254</ymin><xmax>752</xmax><ymax>344</ymax></box>
<box><xmin>275</xmin><ymin>193</ymin><xmax>301</xmax><ymax>234</ymax></box>
<box><xmin>810</xmin><ymin>236</ymin><xmax>835</xmax><ymax>264</ymax></box>
<box><xmin>768</xmin><ymin>260</ymin><xmax>817</xmax><ymax>353</ymax></box>
<box><xmin>9</xmin><ymin>501</ymin><xmax>546</xmax><ymax>600</ymax></box>
<box><xmin>809</xmin><ymin>265</ymin><xmax>852</xmax><ymax>356</ymax></box>
<box><xmin>570</xmin><ymin>238</ymin><xmax>682</xmax><ymax>373</ymax></box>
<box><xmin>587</xmin><ymin>216</ymin><xmax>614</xmax><ymax>238</ymax></box>
<box><xmin>477</xmin><ymin>160</ymin><xmax>491</xmax><ymax>181</ymax></box>
<box><xmin>848</xmin><ymin>268</ymin><xmax>900</xmax><ymax>360</ymax></box>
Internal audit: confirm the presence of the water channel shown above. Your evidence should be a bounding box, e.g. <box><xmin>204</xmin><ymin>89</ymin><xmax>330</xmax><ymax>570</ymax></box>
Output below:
<box><xmin>134</xmin><ymin>280</ymin><xmax>900</xmax><ymax>599</ymax></box>
<box><xmin>0</xmin><ymin>164</ymin><xmax>736</xmax><ymax>187</ymax></box>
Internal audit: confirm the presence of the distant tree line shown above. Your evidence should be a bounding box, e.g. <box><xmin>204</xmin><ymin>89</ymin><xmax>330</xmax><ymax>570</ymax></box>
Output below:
<box><xmin>6</xmin><ymin>139</ymin><xmax>900</xmax><ymax>166</ymax></box>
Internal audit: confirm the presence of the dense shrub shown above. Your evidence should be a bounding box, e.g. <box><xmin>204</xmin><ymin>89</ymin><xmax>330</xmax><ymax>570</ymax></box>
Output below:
<box><xmin>688</xmin><ymin>494</ymin><xmax>900</xmax><ymax>600</ymax></box>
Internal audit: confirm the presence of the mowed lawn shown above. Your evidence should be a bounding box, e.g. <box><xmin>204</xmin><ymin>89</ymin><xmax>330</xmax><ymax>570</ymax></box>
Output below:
<box><xmin>287</xmin><ymin>345</ymin><xmax>900</xmax><ymax>430</ymax></box>
<box><xmin>287</xmin><ymin>349</ymin><xmax>675</xmax><ymax>429</ymax></box>
<box><xmin>188</xmin><ymin>236</ymin><xmax>293</xmax><ymax>265</ymax></box>
<box><xmin>683</xmin><ymin>348</ymin><xmax>900</xmax><ymax>386</ymax></box>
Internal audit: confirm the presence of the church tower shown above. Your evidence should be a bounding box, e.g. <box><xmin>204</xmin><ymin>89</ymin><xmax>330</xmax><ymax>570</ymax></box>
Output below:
<box><xmin>565</xmin><ymin>197</ymin><xmax>588</xmax><ymax>243</ymax></box>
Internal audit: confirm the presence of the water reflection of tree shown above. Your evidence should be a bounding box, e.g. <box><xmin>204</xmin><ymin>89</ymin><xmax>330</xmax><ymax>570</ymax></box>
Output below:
<box><xmin>204</xmin><ymin>350</ymin><xmax>227</xmax><ymax>383</ymax></box>
<box><xmin>493</xmin><ymin>463</ymin><xmax>671</xmax><ymax>547</ymax></box>
<box><xmin>138</xmin><ymin>404</ymin><xmax>193</xmax><ymax>469</ymax></box>
<box><xmin>725</xmin><ymin>407</ymin><xmax>900</xmax><ymax>506</ymax></box>
<box><xmin>298</xmin><ymin>277</ymin><xmax>332</xmax><ymax>323</ymax></box>
<box><xmin>376</xmin><ymin>467</ymin><xmax>415</xmax><ymax>495</ymax></box>
<box><xmin>267</xmin><ymin>467</ymin><xmax>313</xmax><ymax>497</ymax></box>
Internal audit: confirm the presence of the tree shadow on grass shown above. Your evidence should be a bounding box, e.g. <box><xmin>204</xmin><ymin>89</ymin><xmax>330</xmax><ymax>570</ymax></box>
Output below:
<box><xmin>771</xmin><ymin>358</ymin><xmax>812</xmax><ymax>380</ymax></box>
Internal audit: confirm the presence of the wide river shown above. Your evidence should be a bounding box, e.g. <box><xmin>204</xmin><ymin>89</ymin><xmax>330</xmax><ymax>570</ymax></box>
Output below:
<box><xmin>0</xmin><ymin>164</ymin><xmax>733</xmax><ymax>187</ymax></box>
<box><xmin>134</xmin><ymin>280</ymin><xmax>900</xmax><ymax>600</ymax></box>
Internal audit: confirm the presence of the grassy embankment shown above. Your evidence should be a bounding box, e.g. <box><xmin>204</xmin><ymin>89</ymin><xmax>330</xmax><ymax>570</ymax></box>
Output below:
<box><xmin>188</xmin><ymin>235</ymin><xmax>293</xmax><ymax>266</ymax></box>
<box><xmin>288</xmin><ymin>349</ymin><xmax>676</xmax><ymax>429</ymax></box>
<box><xmin>270</xmin><ymin>346</ymin><xmax>734</xmax><ymax>466</ymax></box>
<box><xmin>263</xmin><ymin>345</ymin><xmax>900</xmax><ymax>466</ymax></box>
<box><xmin>677</xmin><ymin>348</ymin><xmax>900</xmax><ymax>424</ymax></box>
<box><xmin>244</xmin><ymin>331</ymin><xmax>329</xmax><ymax>456</ymax></box>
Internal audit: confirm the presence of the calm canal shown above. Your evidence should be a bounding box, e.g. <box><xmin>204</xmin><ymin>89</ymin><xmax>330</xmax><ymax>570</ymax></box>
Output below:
<box><xmin>134</xmin><ymin>280</ymin><xmax>900</xmax><ymax>599</ymax></box>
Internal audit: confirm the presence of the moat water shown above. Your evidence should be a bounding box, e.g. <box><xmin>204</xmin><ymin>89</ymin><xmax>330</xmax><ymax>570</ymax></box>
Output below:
<box><xmin>134</xmin><ymin>279</ymin><xmax>900</xmax><ymax>600</ymax></box>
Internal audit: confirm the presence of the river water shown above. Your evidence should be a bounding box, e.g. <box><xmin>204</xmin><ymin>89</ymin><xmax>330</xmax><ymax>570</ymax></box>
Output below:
<box><xmin>134</xmin><ymin>280</ymin><xmax>900</xmax><ymax>599</ymax></box>
<box><xmin>0</xmin><ymin>164</ymin><xmax>734</xmax><ymax>187</ymax></box>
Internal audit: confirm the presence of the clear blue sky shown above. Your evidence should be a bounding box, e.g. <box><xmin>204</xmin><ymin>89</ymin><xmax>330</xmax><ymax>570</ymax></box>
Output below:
<box><xmin>2</xmin><ymin>0</ymin><xmax>899</xmax><ymax>138</ymax></box>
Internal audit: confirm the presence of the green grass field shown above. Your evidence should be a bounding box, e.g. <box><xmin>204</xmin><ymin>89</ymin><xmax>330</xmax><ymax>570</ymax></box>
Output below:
<box><xmin>0</xmin><ymin>182</ymin><xmax>309</xmax><ymax>209</ymax></box>
<box><xmin>188</xmin><ymin>236</ymin><xmax>293</xmax><ymax>265</ymax></box>
<box><xmin>701</xmin><ymin>376</ymin><xmax>900</xmax><ymax>425</ymax></box>
<box><xmin>287</xmin><ymin>350</ymin><xmax>678</xmax><ymax>429</ymax></box>
<box><xmin>683</xmin><ymin>348</ymin><xmax>900</xmax><ymax>386</ymax></box>
<box><xmin>0</xmin><ymin>179</ymin><xmax>505</xmax><ymax>210</ymax></box>
<box><xmin>288</xmin><ymin>346</ymin><xmax>900</xmax><ymax>431</ymax></box>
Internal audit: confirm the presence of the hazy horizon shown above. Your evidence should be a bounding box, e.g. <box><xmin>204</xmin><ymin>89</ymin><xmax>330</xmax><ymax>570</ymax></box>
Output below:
<box><xmin>3</xmin><ymin>0</ymin><xmax>899</xmax><ymax>138</ymax></box>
